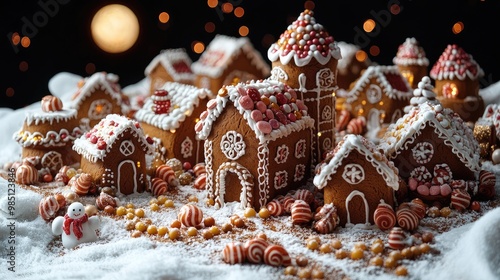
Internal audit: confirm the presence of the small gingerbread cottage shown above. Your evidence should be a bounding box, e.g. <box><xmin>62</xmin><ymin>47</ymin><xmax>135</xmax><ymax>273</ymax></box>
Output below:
<box><xmin>66</xmin><ymin>72</ymin><xmax>124</xmax><ymax>130</ymax></box>
<box><xmin>144</xmin><ymin>48</ymin><xmax>196</xmax><ymax>95</ymax></box>
<box><xmin>134</xmin><ymin>82</ymin><xmax>214</xmax><ymax>165</ymax></box>
<box><xmin>336</xmin><ymin>41</ymin><xmax>371</xmax><ymax>91</ymax></box>
<box><xmin>13</xmin><ymin>96</ymin><xmax>82</xmax><ymax>175</ymax></box>
<box><xmin>379</xmin><ymin>101</ymin><xmax>480</xmax><ymax>183</ymax></box>
<box><xmin>430</xmin><ymin>44</ymin><xmax>485</xmax><ymax>122</ymax></box>
<box><xmin>72</xmin><ymin>114</ymin><xmax>154</xmax><ymax>195</ymax></box>
<box><xmin>344</xmin><ymin>65</ymin><xmax>413</xmax><ymax>131</ymax></box>
<box><xmin>196</xmin><ymin>79</ymin><xmax>314</xmax><ymax>209</ymax></box>
<box><xmin>393</xmin><ymin>37</ymin><xmax>429</xmax><ymax>89</ymax></box>
<box><xmin>268</xmin><ymin>9</ymin><xmax>341</xmax><ymax>163</ymax></box>
<box><xmin>191</xmin><ymin>34</ymin><xmax>271</xmax><ymax>95</ymax></box>
<box><xmin>313</xmin><ymin>134</ymin><xmax>401</xmax><ymax>227</ymax></box>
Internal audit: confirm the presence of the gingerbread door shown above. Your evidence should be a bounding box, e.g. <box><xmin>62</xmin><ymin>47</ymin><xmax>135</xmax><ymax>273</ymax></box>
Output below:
<box><xmin>345</xmin><ymin>190</ymin><xmax>369</xmax><ymax>226</ymax></box>
<box><xmin>117</xmin><ymin>160</ymin><xmax>137</xmax><ymax>195</ymax></box>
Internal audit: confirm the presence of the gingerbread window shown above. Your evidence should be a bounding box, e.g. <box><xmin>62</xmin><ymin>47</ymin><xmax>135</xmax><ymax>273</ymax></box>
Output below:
<box><xmin>181</xmin><ymin>137</ymin><xmax>193</xmax><ymax>158</ymax></box>
<box><xmin>295</xmin><ymin>139</ymin><xmax>307</xmax><ymax>159</ymax></box>
<box><xmin>274</xmin><ymin>171</ymin><xmax>288</xmax><ymax>190</ymax></box>
<box><xmin>220</xmin><ymin>131</ymin><xmax>246</xmax><ymax>160</ymax></box>
<box><xmin>367</xmin><ymin>85</ymin><xmax>382</xmax><ymax>104</ymax></box>
<box><xmin>120</xmin><ymin>140</ymin><xmax>135</xmax><ymax>157</ymax></box>
<box><xmin>274</xmin><ymin>144</ymin><xmax>289</xmax><ymax>164</ymax></box>
<box><xmin>41</xmin><ymin>151</ymin><xmax>63</xmax><ymax>173</ymax></box>
<box><xmin>321</xmin><ymin>105</ymin><xmax>332</xmax><ymax>121</ymax></box>
<box><xmin>88</xmin><ymin>99</ymin><xmax>112</xmax><ymax>120</ymax></box>
<box><xmin>342</xmin><ymin>163</ymin><xmax>365</xmax><ymax>185</ymax></box>
<box><xmin>316</xmin><ymin>68</ymin><xmax>335</xmax><ymax>88</ymax></box>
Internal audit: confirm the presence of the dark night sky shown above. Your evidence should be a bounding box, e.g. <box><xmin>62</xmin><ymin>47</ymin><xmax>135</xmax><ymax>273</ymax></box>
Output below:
<box><xmin>2</xmin><ymin>0</ymin><xmax>500</xmax><ymax>109</ymax></box>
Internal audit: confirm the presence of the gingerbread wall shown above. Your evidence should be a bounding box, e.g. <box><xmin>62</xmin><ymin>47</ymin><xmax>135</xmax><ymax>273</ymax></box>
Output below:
<box><xmin>322</xmin><ymin>151</ymin><xmax>395</xmax><ymax>226</ymax></box>
<box><xmin>397</xmin><ymin>65</ymin><xmax>427</xmax><ymax>89</ymax></box>
<box><xmin>75</xmin><ymin>90</ymin><xmax>122</xmax><ymax>128</ymax></box>
<box><xmin>148</xmin><ymin>66</ymin><xmax>172</xmax><ymax>96</ymax></box>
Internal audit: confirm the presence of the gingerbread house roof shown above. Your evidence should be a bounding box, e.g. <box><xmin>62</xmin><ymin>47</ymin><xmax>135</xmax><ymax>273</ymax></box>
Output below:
<box><xmin>134</xmin><ymin>82</ymin><xmax>213</xmax><ymax>131</ymax></box>
<box><xmin>430</xmin><ymin>44</ymin><xmax>484</xmax><ymax>81</ymax></box>
<box><xmin>191</xmin><ymin>34</ymin><xmax>270</xmax><ymax>79</ymax></box>
<box><xmin>392</xmin><ymin>37</ymin><xmax>429</xmax><ymax>67</ymax></box>
<box><xmin>13</xmin><ymin>108</ymin><xmax>82</xmax><ymax>148</ymax></box>
<box><xmin>313</xmin><ymin>134</ymin><xmax>400</xmax><ymax>190</ymax></box>
<box><xmin>337</xmin><ymin>41</ymin><xmax>371</xmax><ymax>76</ymax></box>
<box><xmin>346</xmin><ymin>65</ymin><xmax>413</xmax><ymax>103</ymax></box>
<box><xmin>66</xmin><ymin>72</ymin><xmax>123</xmax><ymax>109</ymax></box>
<box><xmin>195</xmin><ymin>79</ymin><xmax>314</xmax><ymax>144</ymax></box>
<box><xmin>267</xmin><ymin>9</ymin><xmax>342</xmax><ymax>67</ymax></box>
<box><xmin>144</xmin><ymin>48</ymin><xmax>195</xmax><ymax>82</ymax></box>
<box><xmin>73</xmin><ymin>114</ymin><xmax>153</xmax><ymax>163</ymax></box>
<box><xmin>379</xmin><ymin>102</ymin><xmax>480</xmax><ymax>172</ymax></box>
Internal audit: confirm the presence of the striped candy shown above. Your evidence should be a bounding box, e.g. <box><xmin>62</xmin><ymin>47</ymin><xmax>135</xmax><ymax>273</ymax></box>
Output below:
<box><xmin>291</xmin><ymin>200</ymin><xmax>312</xmax><ymax>225</ymax></box>
<box><xmin>266</xmin><ymin>200</ymin><xmax>285</xmax><ymax>216</ymax></box>
<box><xmin>193</xmin><ymin>163</ymin><xmax>207</xmax><ymax>177</ymax></box>
<box><xmin>336</xmin><ymin>109</ymin><xmax>351</xmax><ymax>131</ymax></box>
<box><xmin>193</xmin><ymin>173</ymin><xmax>207</xmax><ymax>190</ymax></box>
<box><xmin>409</xmin><ymin>199</ymin><xmax>427</xmax><ymax>219</ymax></box>
<box><xmin>479</xmin><ymin>170</ymin><xmax>496</xmax><ymax>185</ymax></box>
<box><xmin>293</xmin><ymin>189</ymin><xmax>314</xmax><ymax>204</ymax></box>
<box><xmin>282</xmin><ymin>196</ymin><xmax>295</xmax><ymax>214</ymax></box>
<box><xmin>178</xmin><ymin>204</ymin><xmax>203</xmax><ymax>227</ymax></box>
<box><xmin>346</xmin><ymin>116</ymin><xmax>366</xmax><ymax>134</ymax></box>
<box><xmin>396</xmin><ymin>207</ymin><xmax>420</xmax><ymax>231</ymax></box>
<box><xmin>41</xmin><ymin>95</ymin><xmax>63</xmax><ymax>112</ymax></box>
<box><xmin>314</xmin><ymin>215</ymin><xmax>337</xmax><ymax>234</ymax></box>
<box><xmin>244</xmin><ymin>238</ymin><xmax>269</xmax><ymax>263</ymax></box>
<box><xmin>15</xmin><ymin>164</ymin><xmax>38</xmax><ymax>185</ymax></box>
<box><xmin>39</xmin><ymin>195</ymin><xmax>62</xmax><ymax>220</ymax></box>
<box><xmin>95</xmin><ymin>192</ymin><xmax>117</xmax><ymax>210</ymax></box>
<box><xmin>70</xmin><ymin>173</ymin><xmax>92</xmax><ymax>196</ymax></box>
<box><xmin>223</xmin><ymin>242</ymin><xmax>246</xmax><ymax>264</ymax></box>
<box><xmin>263</xmin><ymin>245</ymin><xmax>291</xmax><ymax>267</ymax></box>
<box><xmin>373</xmin><ymin>201</ymin><xmax>396</xmax><ymax>231</ymax></box>
<box><xmin>388</xmin><ymin>227</ymin><xmax>407</xmax><ymax>250</ymax></box>
<box><xmin>156</xmin><ymin>164</ymin><xmax>178</xmax><ymax>187</ymax></box>
<box><xmin>450</xmin><ymin>189</ymin><xmax>471</xmax><ymax>211</ymax></box>
<box><xmin>151</xmin><ymin>177</ymin><xmax>168</xmax><ymax>196</ymax></box>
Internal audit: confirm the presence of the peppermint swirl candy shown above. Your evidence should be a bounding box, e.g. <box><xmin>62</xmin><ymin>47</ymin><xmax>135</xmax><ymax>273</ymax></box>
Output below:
<box><xmin>291</xmin><ymin>200</ymin><xmax>312</xmax><ymax>225</ymax></box>
<box><xmin>396</xmin><ymin>207</ymin><xmax>420</xmax><ymax>231</ymax></box>
<box><xmin>373</xmin><ymin>201</ymin><xmax>396</xmax><ymax>231</ymax></box>
<box><xmin>266</xmin><ymin>200</ymin><xmax>285</xmax><ymax>216</ymax></box>
<box><xmin>178</xmin><ymin>204</ymin><xmax>203</xmax><ymax>227</ymax></box>
<box><xmin>223</xmin><ymin>242</ymin><xmax>246</xmax><ymax>264</ymax></box>
<box><xmin>244</xmin><ymin>238</ymin><xmax>269</xmax><ymax>263</ymax></box>
<box><xmin>263</xmin><ymin>245</ymin><xmax>291</xmax><ymax>267</ymax></box>
<box><xmin>151</xmin><ymin>177</ymin><xmax>167</xmax><ymax>196</ymax></box>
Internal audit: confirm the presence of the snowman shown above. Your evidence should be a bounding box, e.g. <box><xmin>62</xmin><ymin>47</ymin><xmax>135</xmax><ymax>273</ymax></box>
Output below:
<box><xmin>52</xmin><ymin>202</ymin><xmax>100</xmax><ymax>249</ymax></box>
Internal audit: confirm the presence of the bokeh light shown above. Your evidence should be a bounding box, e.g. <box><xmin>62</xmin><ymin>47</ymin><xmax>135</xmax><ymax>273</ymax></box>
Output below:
<box><xmin>205</xmin><ymin>22</ymin><xmax>215</xmax><ymax>33</ymax></box>
<box><xmin>11</xmin><ymin>33</ymin><xmax>20</xmax><ymax>45</ymax></box>
<box><xmin>222</xmin><ymin>3</ymin><xmax>233</xmax><ymax>13</ymax></box>
<box><xmin>6</xmin><ymin>87</ymin><xmax>15</xmax><ymax>97</ymax></box>
<box><xmin>355</xmin><ymin>50</ymin><xmax>368</xmax><ymax>62</ymax></box>
<box><xmin>21</xmin><ymin>36</ymin><xmax>30</xmax><ymax>48</ymax></box>
<box><xmin>19</xmin><ymin>61</ymin><xmax>28</xmax><ymax>72</ymax></box>
<box><xmin>159</xmin><ymin>12</ymin><xmax>170</xmax><ymax>23</ymax></box>
<box><xmin>363</xmin><ymin>19</ymin><xmax>376</xmax><ymax>33</ymax></box>
<box><xmin>207</xmin><ymin>0</ymin><xmax>218</xmax><ymax>8</ymax></box>
<box><xmin>192</xmin><ymin>41</ymin><xmax>205</xmax><ymax>54</ymax></box>
<box><xmin>452</xmin><ymin>21</ymin><xmax>464</xmax><ymax>34</ymax></box>
<box><xmin>304</xmin><ymin>1</ymin><xmax>315</xmax><ymax>10</ymax></box>
<box><xmin>390</xmin><ymin>4</ymin><xmax>401</xmax><ymax>15</ymax></box>
<box><xmin>239</xmin><ymin>26</ymin><xmax>249</xmax><ymax>36</ymax></box>
<box><xmin>369</xmin><ymin>45</ymin><xmax>380</xmax><ymax>56</ymax></box>
<box><xmin>234</xmin><ymin>7</ymin><xmax>244</xmax><ymax>18</ymax></box>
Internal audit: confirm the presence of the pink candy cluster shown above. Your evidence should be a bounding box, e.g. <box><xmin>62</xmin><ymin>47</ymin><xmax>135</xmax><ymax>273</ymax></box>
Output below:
<box><xmin>430</xmin><ymin>44</ymin><xmax>480</xmax><ymax>78</ymax></box>
<box><xmin>271</xmin><ymin>9</ymin><xmax>335</xmax><ymax>59</ymax></box>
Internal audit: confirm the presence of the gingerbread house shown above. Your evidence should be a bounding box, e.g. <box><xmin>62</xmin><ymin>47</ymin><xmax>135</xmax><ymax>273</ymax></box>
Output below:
<box><xmin>430</xmin><ymin>44</ymin><xmax>485</xmax><ymax>122</ymax></box>
<box><xmin>393</xmin><ymin>37</ymin><xmax>429</xmax><ymax>89</ymax></box>
<box><xmin>313</xmin><ymin>134</ymin><xmax>401</xmax><ymax>227</ymax></box>
<box><xmin>191</xmin><ymin>34</ymin><xmax>270</xmax><ymax>95</ymax></box>
<box><xmin>66</xmin><ymin>72</ymin><xmax>124</xmax><ymax>130</ymax></box>
<box><xmin>343</xmin><ymin>65</ymin><xmax>413</xmax><ymax>132</ymax></box>
<box><xmin>13</xmin><ymin>96</ymin><xmax>82</xmax><ymax>175</ymax></box>
<box><xmin>72</xmin><ymin>114</ymin><xmax>154</xmax><ymax>196</ymax></box>
<box><xmin>336</xmin><ymin>41</ymin><xmax>371</xmax><ymax>91</ymax></box>
<box><xmin>195</xmin><ymin>79</ymin><xmax>314</xmax><ymax>209</ymax></box>
<box><xmin>134</xmin><ymin>82</ymin><xmax>214</xmax><ymax>165</ymax></box>
<box><xmin>379</xmin><ymin>101</ymin><xmax>480</xmax><ymax>183</ymax></box>
<box><xmin>268</xmin><ymin>9</ymin><xmax>341</xmax><ymax>163</ymax></box>
<box><xmin>144</xmin><ymin>48</ymin><xmax>195</xmax><ymax>95</ymax></box>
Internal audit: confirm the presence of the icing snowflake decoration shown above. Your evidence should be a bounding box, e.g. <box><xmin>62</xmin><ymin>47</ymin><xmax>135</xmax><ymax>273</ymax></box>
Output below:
<box><xmin>411</xmin><ymin>142</ymin><xmax>434</xmax><ymax>164</ymax></box>
<box><xmin>342</xmin><ymin>163</ymin><xmax>365</xmax><ymax>185</ymax></box>
<box><xmin>220</xmin><ymin>131</ymin><xmax>246</xmax><ymax>160</ymax></box>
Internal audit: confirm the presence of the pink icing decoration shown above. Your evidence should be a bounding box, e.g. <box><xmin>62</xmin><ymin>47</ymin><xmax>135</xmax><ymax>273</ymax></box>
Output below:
<box><xmin>200</xmin><ymin>110</ymin><xmax>208</xmax><ymax>120</ymax></box>
<box><xmin>269</xmin><ymin>119</ymin><xmax>280</xmax><ymax>129</ymax></box>
<box><xmin>256</xmin><ymin>121</ymin><xmax>272</xmax><ymax>134</ymax></box>
<box><xmin>207</xmin><ymin>99</ymin><xmax>217</xmax><ymax>109</ymax></box>
<box><xmin>440</xmin><ymin>184</ymin><xmax>452</xmax><ymax>196</ymax></box>
<box><xmin>417</xmin><ymin>185</ymin><xmax>430</xmax><ymax>196</ymax></box>
<box><xmin>429</xmin><ymin>185</ymin><xmax>441</xmax><ymax>196</ymax></box>
<box><xmin>239</xmin><ymin>95</ymin><xmax>254</xmax><ymax>110</ymax></box>
<box><xmin>195</xmin><ymin>121</ymin><xmax>203</xmax><ymax>132</ymax></box>
<box><xmin>251</xmin><ymin>110</ymin><xmax>263</xmax><ymax>122</ymax></box>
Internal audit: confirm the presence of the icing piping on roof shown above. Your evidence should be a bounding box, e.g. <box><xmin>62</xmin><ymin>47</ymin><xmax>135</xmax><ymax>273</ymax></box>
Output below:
<box><xmin>392</xmin><ymin>37</ymin><xmax>429</xmax><ymax>67</ymax></box>
<box><xmin>430</xmin><ymin>44</ymin><xmax>484</xmax><ymax>81</ymax></box>
<box><xmin>134</xmin><ymin>82</ymin><xmax>214</xmax><ymax>131</ymax></box>
<box><xmin>191</xmin><ymin>34</ymin><xmax>270</xmax><ymax>78</ymax></box>
<box><xmin>313</xmin><ymin>134</ymin><xmax>400</xmax><ymax>190</ymax></box>
<box><xmin>347</xmin><ymin>65</ymin><xmax>413</xmax><ymax>103</ymax></box>
<box><xmin>267</xmin><ymin>9</ymin><xmax>341</xmax><ymax>67</ymax></box>
<box><xmin>196</xmin><ymin>79</ymin><xmax>314</xmax><ymax>145</ymax></box>
<box><xmin>73</xmin><ymin>114</ymin><xmax>153</xmax><ymax>163</ymax></box>
<box><xmin>67</xmin><ymin>72</ymin><xmax>122</xmax><ymax>110</ymax></box>
<box><xmin>144</xmin><ymin>48</ymin><xmax>195</xmax><ymax>82</ymax></box>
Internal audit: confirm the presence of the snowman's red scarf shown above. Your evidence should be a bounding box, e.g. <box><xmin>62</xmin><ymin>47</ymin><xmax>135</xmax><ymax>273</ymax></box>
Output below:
<box><xmin>63</xmin><ymin>214</ymin><xmax>88</xmax><ymax>240</ymax></box>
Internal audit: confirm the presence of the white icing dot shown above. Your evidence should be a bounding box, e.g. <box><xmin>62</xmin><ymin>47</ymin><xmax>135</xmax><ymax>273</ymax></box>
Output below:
<box><xmin>297</xmin><ymin>27</ymin><xmax>304</xmax><ymax>33</ymax></box>
<box><xmin>303</xmin><ymin>34</ymin><xmax>310</xmax><ymax>40</ymax></box>
<box><xmin>299</xmin><ymin>40</ymin><xmax>306</xmax><ymax>46</ymax></box>
<box><xmin>288</xmin><ymin>38</ymin><xmax>296</xmax><ymax>45</ymax></box>
<box><xmin>291</xmin><ymin>32</ymin><xmax>296</xmax><ymax>38</ymax></box>
<box><xmin>306</xmin><ymin>25</ymin><xmax>313</xmax><ymax>32</ymax></box>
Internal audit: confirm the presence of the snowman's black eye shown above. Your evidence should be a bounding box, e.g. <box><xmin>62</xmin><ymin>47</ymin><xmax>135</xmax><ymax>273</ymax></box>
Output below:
<box><xmin>73</xmin><ymin>209</ymin><xmax>75</xmax><ymax>211</ymax></box>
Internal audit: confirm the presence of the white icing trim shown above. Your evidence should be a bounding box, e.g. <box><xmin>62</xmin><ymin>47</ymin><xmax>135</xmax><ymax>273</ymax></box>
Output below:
<box><xmin>204</xmin><ymin>140</ymin><xmax>214</xmax><ymax>201</ymax></box>
<box><xmin>314</xmin><ymin>134</ymin><xmax>399</xmax><ymax>190</ymax></box>
<box><xmin>274</xmin><ymin>144</ymin><xmax>289</xmax><ymax>164</ymax></box>
<box><xmin>144</xmin><ymin>48</ymin><xmax>195</xmax><ymax>82</ymax></box>
<box><xmin>119</xmin><ymin>140</ymin><xmax>135</xmax><ymax>157</ymax></box>
<box><xmin>215</xmin><ymin>161</ymin><xmax>254</xmax><ymax>209</ymax></box>
<box><xmin>14</xmin><ymin>126</ymin><xmax>82</xmax><ymax>148</ymax></box>
<box><xmin>257</xmin><ymin>143</ymin><xmax>270</xmax><ymax>208</ymax></box>
<box><xmin>345</xmin><ymin>190</ymin><xmax>370</xmax><ymax>226</ymax></box>
<box><xmin>347</xmin><ymin>65</ymin><xmax>412</xmax><ymax>104</ymax></box>
<box><xmin>24</xmin><ymin>108</ymin><xmax>78</xmax><ymax>126</ymax></box>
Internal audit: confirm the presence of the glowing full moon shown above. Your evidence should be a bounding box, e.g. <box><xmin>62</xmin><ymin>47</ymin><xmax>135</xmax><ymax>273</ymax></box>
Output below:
<box><xmin>91</xmin><ymin>4</ymin><xmax>140</xmax><ymax>53</ymax></box>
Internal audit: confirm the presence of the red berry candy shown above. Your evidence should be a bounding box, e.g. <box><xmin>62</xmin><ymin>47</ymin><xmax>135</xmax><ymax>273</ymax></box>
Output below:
<box><xmin>470</xmin><ymin>201</ymin><xmax>481</xmax><ymax>212</ymax></box>
<box><xmin>183</xmin><ymin>162</ymin><xmax>192</xmax><ymax>171</ymax></box>
<box><xmin>89</xmin><ymin>135</ymin><xmax>98</xmax><ymax>144</ymax></box>
<box><xmin>97</xmin><ymin>140</ymin><xmax>107</xmax><ymax>150</ymax></box>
